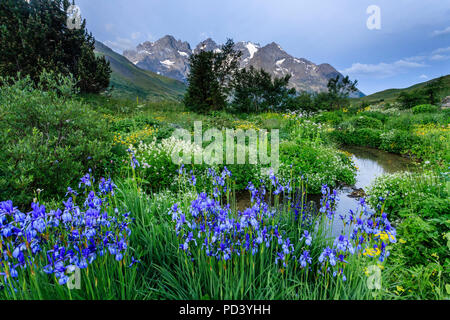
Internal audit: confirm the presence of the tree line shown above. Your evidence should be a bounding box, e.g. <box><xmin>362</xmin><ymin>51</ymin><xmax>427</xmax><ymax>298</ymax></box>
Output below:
<box><xmin>184</xmin><ymin>39</ymin><xmax>359</xmax><ymax>113</ymax></box>
<box><xmin>396</xmin><ymin>76</ymin><xmax>446</xmax><ymax>109</ymax></box>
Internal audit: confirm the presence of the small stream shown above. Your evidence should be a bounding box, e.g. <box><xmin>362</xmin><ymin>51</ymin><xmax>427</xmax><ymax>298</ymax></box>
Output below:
<box><xmin>234</xmin><ymin>146</ymin><xmax>413</xmax><ymax>236</ymax></box>
<box><xmin>328</xmin><ymin>146</ymin><xmax>413</xmax><ymax>236</ymax></box>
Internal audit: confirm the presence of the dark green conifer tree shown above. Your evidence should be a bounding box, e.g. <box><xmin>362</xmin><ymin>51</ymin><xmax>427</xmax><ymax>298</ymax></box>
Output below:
<box><xmin>184</xmin><ymin>39</ymin><xmax>241</xmax><ymax>112</ymax></box>
<box><xmin>232</xmin><ymin>66</ymin><xmax>295</xmax><ymax>113</ymax></box>
<box><xmin>0</xmin><ymin>0</ymin><xmax>111</xmax><ymax>93</ymax></box>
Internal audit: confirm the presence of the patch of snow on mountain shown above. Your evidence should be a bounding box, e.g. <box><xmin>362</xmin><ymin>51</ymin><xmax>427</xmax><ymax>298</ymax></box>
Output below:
<box><xmin>178</xmin><ymin>51</ymin><xmax>189</xmax><ymax>57</ymax></box>
<box><xmin>276</xmin><ymin>58</ymin><xmax>286</xmax><ymax>66</ymax></box>
<box><xmin>246</xmin><ymin>42</ymin><xmax>258</xmax><ymax>59</ymax></box>
<box><xmin>160</xmin><ymin>60</ymin><xmax>175</xmax><ymax>67</ymax></box>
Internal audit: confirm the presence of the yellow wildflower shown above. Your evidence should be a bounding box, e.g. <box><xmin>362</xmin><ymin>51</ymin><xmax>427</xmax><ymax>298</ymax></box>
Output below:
<box><xmin>375</xmin><ymin>231</ymin><xmax>395</xmax><ymax>243</ymax></box>
<box><xmin>396</xmin><ymin>286</ymin><xmax>405</xmax><ymax>294</ymax></box>
<box><xmin>363</xmin><ymin>247</ymin><xmax>381</xmax><ymax>257</ymax></box>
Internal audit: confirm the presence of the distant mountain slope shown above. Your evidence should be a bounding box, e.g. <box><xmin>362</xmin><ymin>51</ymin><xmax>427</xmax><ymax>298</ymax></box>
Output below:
<box><xmin>94</xmin><ymin>41</ymin><xmax>186</xmax><ymax>101</ymax></box>
<box><xmin>360</xmin><ymin>74</ymin><xmax>450</xmax><ymax>103</ymax></box>
<box><xmin>123</xmin><ymin>35</ymin><xmax>364</xmax><ymax>97</ymax></box>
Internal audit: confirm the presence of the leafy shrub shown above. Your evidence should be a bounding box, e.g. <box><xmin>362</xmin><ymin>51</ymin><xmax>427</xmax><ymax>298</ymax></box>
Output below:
<box><xmin>383</xmin><ymin>217</ymin><xmax>449</xmax><ymax>299</ymax></box>
<box><xmin>155</xmin><ymin>123</ymin><xmax>176</xmax><ymax>140</ymax></box>
<box><xmin>279</xmin><ymin>139</ymin><xmax>356</xmax><ymax>193</ymax></box>
<box><xmin>412</xmin><ymin>104</ymin><xmax>438</xmax><ymax>114</ymax></box>
<box><xmin>313</xmin><ymin>111</ymin><xmax>344</xmax><ymax>125</ymax></box>
<box><xmin>368</xmin><ymin>170</ymin><xmax>449</xmax><ymax>221</ymax></box>
<box><xmin>367</xmin><ymin>169</ymin><xmax>450</xmax><ymax>296</ymax></box>
<box><xmin>411</xmin><ymin>124</ymin><xmax>450</xmax><ymax>162</ymax></box>
<box><xmin>397</xmin><ymin>90</ymin><xmax>428</xmax><ymax>109</ymax></box>
<box><xmin>385</xmin><ymin>114</ymin><xmax>416</xmax><ymax>131</ymax></box>
<box><xmin>0</xmin><ymin>75</ymin><xmax>112</xmax><ymax>207</ymax></box>
<box><xmin>357</xmin><ymin>128</ymin><xmax>382</xmax><ymax>147</ymax></box>
<box><xmin>129</xmin><ymin>138</ymin><xmax>202</xmax><ymax>191</ymax></box>
<box><xmin>385</xmin><ymin>112</ymin><xmax>447</xmax><ymax>132</ymax></box>
<box><xmin>368</xmin><ymin>172</ymin><xmax>417</xmax><ymax>220</ymax></box>
<box><xmin>331</xmin><ymin>128</ymin><xmax>382</xmax><ymax>148</ymax></box>
<box><xmin>358</xmin><ymin>111</ymin><xmax>388</xmax><ymax>123</ymax></box>
<box><xmin>349</xmin><ymin>115</ymin><xmax>383</xmax><ymax>129</ymax></box>
<box><xmin>108</xmin><ymin>115</ymin><xmax>158</xmax><ymax>133</ymax></box>
<box><xmin>379</xmin><ymin>130</ymin><xmax>419</xmax><ymax>154</ymax></box>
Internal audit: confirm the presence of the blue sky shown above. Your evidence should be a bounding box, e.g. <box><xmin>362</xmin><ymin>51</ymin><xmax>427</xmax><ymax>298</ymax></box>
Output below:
<box><xmin>76</xmin><ymin>0</ymin><xmax>450</xmax><ymax>95</ymax></box>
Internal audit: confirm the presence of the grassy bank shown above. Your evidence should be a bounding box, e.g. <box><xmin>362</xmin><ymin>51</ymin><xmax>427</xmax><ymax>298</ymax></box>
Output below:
<box><xmin>314</xmin><ymin>104</ymin><xmax>449</xmax><ymax>163</ymax></box>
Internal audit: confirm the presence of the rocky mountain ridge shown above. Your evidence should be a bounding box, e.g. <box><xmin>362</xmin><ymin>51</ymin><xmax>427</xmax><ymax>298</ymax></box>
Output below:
<box><xmin>123</xmin><ymin>35</ymin><xmax>364</xmax><ymax>96</ymax></box>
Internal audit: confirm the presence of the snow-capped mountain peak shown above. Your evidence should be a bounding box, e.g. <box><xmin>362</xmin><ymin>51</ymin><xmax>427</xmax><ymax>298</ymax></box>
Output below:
<box><xmin>123</xmin><ymin>35</ymin><xmax>363</xmax><ymax>96</ymax></box>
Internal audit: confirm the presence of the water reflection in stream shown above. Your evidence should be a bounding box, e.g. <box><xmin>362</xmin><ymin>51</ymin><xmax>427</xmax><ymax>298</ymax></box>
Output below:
<box><xmin>234</xmin><ymin>146</ymin><xmax>415</xmax><ymax>237</ymax></box>
<box><xmin>328</xmin><ymin>146</ymin><xmax>414</xmax><ymax>236</ymax></box>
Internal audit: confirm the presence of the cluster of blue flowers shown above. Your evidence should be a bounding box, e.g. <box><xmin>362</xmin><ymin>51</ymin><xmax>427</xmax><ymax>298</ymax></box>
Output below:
<box><xmin>127</xmin><ymin>148</ymin><xmax>140</xmax><ymax>169</ymax></box>
<box><xmin>315</xmin><ymin>191</ymin><xmax>397</xmax><ymax>280</ymax></box>
<box><xmin>0</xmin><ymin>173</ymin><xmax>134</xmax><ymax>289</ymax></box>
<box><xmin>170</xmin><ymin>166</ymin><xmax>397</xmax><ymax>280</ymax></box>
<box><xmin>170</xmin><ymin>168</ymin><xmax>295</xmax><ymax>264</ymax></box>
<box><xmin>320</xmin><ymin>184</ymin><xmax>340</xmax><ymax>220</ymax></box>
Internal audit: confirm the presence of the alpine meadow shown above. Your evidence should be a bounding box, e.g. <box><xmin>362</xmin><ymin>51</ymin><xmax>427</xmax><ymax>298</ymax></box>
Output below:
<box><xmin>0</xmin><ymin>0</ymin><xmax>449</xmax><ymax>305</ymax></box>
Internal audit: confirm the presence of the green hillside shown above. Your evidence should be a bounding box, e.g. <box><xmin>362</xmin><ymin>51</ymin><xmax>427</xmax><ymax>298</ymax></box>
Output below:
<box><xmin>94</xmin><ymin>41</ymin><xmax>186</xmax><ymax>101</ymax></box>
<box><xmin>359</xmin><ymin>74</ymin><xmax>450</xmax><ymax>104</ymax></box>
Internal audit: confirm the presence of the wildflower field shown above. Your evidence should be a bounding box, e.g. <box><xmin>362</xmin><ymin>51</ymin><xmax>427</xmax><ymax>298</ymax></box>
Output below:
<box><xmin>0</xmin><ymin>77</ymin><xmax>449</xmax><ymax>300</ymax></box>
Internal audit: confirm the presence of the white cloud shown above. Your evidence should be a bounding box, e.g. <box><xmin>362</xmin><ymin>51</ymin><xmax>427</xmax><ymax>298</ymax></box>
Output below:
<box><xmin>341</xmin><ymin>59</ymin><xmax>427</xmax><ymax>78</ymax></box>
<box><xmin>419</xmin><ymin>74</ymin><xmax>428</xmax><ymax>79</ymax></box>
<box><xmin>432</xmin><ymin>46</ymin><xmax>450</xmax><ymax>54</ymax></box>
<box><xmin>430</xmin><ymin>54</ymin><xmax>450</xmax><ymax>61</ymax></box>
<box><xmin>404</xmin><ymin>55</ymin><xmax>426</xmax><ymax>62</ymax></box>
<box><xmin>104</xmin><ymin>37</ymin><xmax>134</xmax><ymax>53</ymax></box>
<box><xmin>342</xmin><ymin>45</ymin><xmax>449</xmax><ymax>79</ymax></box>
<box><xmin>430</xmin><ymin>47</ymin><xmax>450</xmax><ymax>61</ymax></box>
<box><xmin>431</xmin><ymin>26</ymin><xmax>450</xmax><ymax>36</ymax></box>
<box><xmin>131</xmin><ymin>32</ymin><xmax>141</xmax><ymax>40</ymax></box>
<box><xmin>103</xmin><ymin>32</ymin><xmax>148</xmax><ymax>53</ymax></box>
<box><xmin>105</xmin><ymin>23</ymin><xmax>114</xmax><ymax>32</ymax></box>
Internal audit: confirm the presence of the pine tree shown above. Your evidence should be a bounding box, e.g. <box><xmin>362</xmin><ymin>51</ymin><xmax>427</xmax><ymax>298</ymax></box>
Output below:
<box><xmin>232</xmin><ymin>66</ymin><xmax>295</xmax><ymax>113</ymax></box>
<box><xmin>184</xmin><ymin>39</ymin><xmax>241</xmax><ymax>113</ymax></box>
<box><xmin>424</xmin><ymin>76</ymin><xmax>444</xmax><ymax>105</ymax></box>
<box><xmin>184</xmin><ymin>50</ymin><xmax>222</xmax><ymax>112</ymax></box>
<box><xmin>397</xmin><ymin>90</ymin><xmax>427</xmax><ymax>109</ymax></box>
<box><xmin>0</xmin><ymin>0</ymin><xmax>111</xmax><ymax>93</ymax></box>
<box><xmin>326</xmin><ymin>75</ymin><xmax>358</xmax><ymax>109</ymax></box>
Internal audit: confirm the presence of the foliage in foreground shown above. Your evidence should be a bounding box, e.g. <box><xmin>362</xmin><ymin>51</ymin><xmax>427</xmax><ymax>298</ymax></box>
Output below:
<box><xmin>367</xmin><ymin>168</ymin><xmax>450</xmax><ymax>299</ymax></box>
<box><xmin>116</xmin><ymin>162</ymin><xmax>397</xmax><ymax>300</ymax></box>
<box><xmin>0</xmin><ymin>172</ymin><xmax>139</xmax><ymax>300</ymax></box>
<box><xmin>0</xmin><ymin>75</ymin><xmax>112</xmax><ymax>207</ymax></box>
